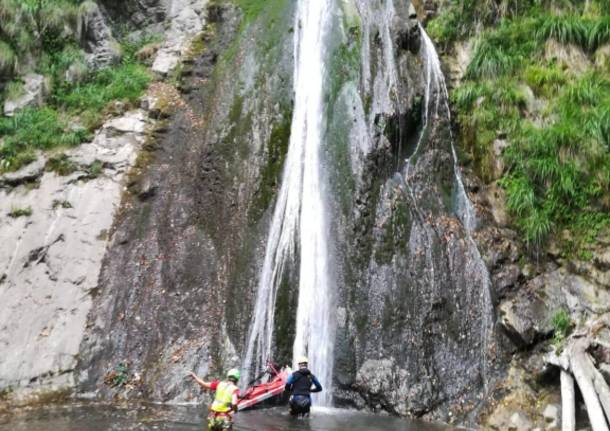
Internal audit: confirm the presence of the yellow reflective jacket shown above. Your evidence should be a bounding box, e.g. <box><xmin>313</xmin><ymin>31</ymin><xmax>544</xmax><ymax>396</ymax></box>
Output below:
<box><xmin>210</xmin><ymin>381</ymin><xmax>238</xmax><ymax>413</ymax></box>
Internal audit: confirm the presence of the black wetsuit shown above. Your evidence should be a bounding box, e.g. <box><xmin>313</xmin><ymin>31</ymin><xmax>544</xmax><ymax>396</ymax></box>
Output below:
<box><xmin>284</xmin><ymin>369</ymin><xmax>322</xmax><ymax>416</ymax></box>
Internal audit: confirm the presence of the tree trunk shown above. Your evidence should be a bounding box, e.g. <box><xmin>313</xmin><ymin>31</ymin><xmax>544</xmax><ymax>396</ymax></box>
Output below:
<box><xmin>570</xmin><ymin>340</ymin><xmax>609</xmax><ymax>431</ymax></box>
<box><xmin>561</xmin><ymin>370</ymin><xmax>576</xmax><ymax>431</ymax></box>
<box><xmin>586</xmin><ymin>353</ymin><xmax>610</xmax><ymax>423</ymax></box>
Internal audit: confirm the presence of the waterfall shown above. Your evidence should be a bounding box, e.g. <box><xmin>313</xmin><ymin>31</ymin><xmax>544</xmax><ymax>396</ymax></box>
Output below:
<box><xmin>413</xmin><ymin>26</ymin><xmax>495</xmax><ymax>389</ymax></box>
<box><xmin>243</xmin><ymin>0</ymin><xmax>335</xmax><ymax>406</ymax></box>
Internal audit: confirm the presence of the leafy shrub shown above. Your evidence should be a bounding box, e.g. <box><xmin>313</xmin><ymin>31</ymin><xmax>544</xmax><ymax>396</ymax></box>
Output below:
<box><xmin>550</xmin><ymin>309</ymin><xmax>572</xmax><ymax>347</ymax></box>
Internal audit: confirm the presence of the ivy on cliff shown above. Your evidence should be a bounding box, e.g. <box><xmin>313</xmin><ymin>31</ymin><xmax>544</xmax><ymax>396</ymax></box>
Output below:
<box><xmin>429</xmin><ymin>0</ymin><xmax>610</xmax><ymax>250</ymax></box>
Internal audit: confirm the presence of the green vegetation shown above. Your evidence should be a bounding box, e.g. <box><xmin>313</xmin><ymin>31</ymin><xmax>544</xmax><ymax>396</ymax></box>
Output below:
<box><xmin>0</xmin><ymin>0</ymin><xmax>155</xmax><ymax>173</ymax></box>
<box><xmin>0</xmin><ymin>0</ymin><xmax>82</xmax><ymax>77</ymax></box>
<box><xmin>0</xmin><ymin>108</ymin><xmax>88</xmax><ymax>171</ymax></box>
<box><xmin>0</xmin><ymin>55</ymin><xmax>151</xmax><ymax>173</ymax></box>
<box><xmin>52</xmin><ymin>199</ymin><xmax>72</xmax><ymax>209</ymax></box>
<box><xmin>104</xmin><ymin>362</ymin><xmax>130</xmax><ymax>387</ymax></box>
<box><xmin>231</xmin><ymin>0</ymin><xmax>288</xmax><ymax>25</ymax></box>
<box><xmin>431</xmin><ymin>1</ymin><xmax>610</xmax><ymax>250</ymax></box>
<box><xmin>0</xmin><ymin>385</ymin><xmax>13</xmax><ymax>402</ymax></box>
<box><xmin>550</xmin><ymin>308</ymin><xmax>572</xmax><ymax>348</ymax></box>
<box><xmin>8</xmin><ymin>206</ymin><xmax>32</xmax><ymax>218</ymax></box>
<box><xmin>83</xmin><ymin>159</ymin><xmax>104</xmax><ymax>179</ymax></box>
<box><xmin>46</xmin><ymin>153</ymin><xmax>78</xmax><ymax>176</ymax></box>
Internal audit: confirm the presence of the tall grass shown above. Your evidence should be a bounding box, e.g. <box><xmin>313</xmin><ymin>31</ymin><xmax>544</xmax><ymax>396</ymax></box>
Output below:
<box><xmin>437</xmin><ymin>1</ymin><xmax>610</xmax><ymax>249</ymax></box>
<box><xmin>588</xmin><ymin>16</ymin><xmax>610</xmax><ymax>51</ymax></box>
<box><xmin>54</xmin><ymin>64</ymin><xmax>151</xmax><ymax>112</ymax></box>
<box><xmin>0</xmin><ymin>108</ymin><xmax>88</xmax><ymax>171</ymax></box>
<box><xmin>466</xmin><ymin>39</ymin><xmax>518</xmax><ymax>79</ymax></box>
<box><xmin>536</xmin><ymin>15</ymin><xmax>589</xmax><ymax>47</ymax></box>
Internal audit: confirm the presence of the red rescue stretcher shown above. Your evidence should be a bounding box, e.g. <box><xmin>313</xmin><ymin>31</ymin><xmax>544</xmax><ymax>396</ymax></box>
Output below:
<box><xmin>237</xmin><ymin>362</ymin><xmax>292</xmax><ymax>411</ymax></box>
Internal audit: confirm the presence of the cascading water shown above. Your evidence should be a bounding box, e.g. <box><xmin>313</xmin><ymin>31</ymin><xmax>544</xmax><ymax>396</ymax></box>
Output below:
<box><xmin>412</xmin><ymin>26</ymin><xmax>495</xmax><ymax>389</ymax></box>
<box><xmin>243</xmin><ymin>0</ymin><xmax>335</xmax><ymax>406</ymax></box>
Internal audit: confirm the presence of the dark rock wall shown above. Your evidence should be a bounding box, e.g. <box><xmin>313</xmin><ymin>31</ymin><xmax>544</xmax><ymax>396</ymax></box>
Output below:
<box><xmin>99</xmin><ymin>0</ymin><xmax>167</xmax><ymax>27</ymax></box>
<box><xmin>325</xmin><ymin>0</ymin><xmax>506</xmax><ymax>422</ymax></box>
<box><xmin>77</xmin><ymin>2</ymin><xmax>296</xmax><ymax>402</ymax></box>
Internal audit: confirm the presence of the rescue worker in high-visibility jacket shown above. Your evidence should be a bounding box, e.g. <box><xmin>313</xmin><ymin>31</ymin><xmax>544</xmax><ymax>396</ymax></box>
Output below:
<box><xmin>190</xmin><ymin>368</ymin><xmax>241</xmax><ymax>430</ymax></box>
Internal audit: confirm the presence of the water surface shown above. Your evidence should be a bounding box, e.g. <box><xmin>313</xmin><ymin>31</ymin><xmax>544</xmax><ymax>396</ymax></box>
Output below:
<box><xmin>0</xmin><ymin>404</ymin><xmax>452</xmax><ymax>431</ymax></box>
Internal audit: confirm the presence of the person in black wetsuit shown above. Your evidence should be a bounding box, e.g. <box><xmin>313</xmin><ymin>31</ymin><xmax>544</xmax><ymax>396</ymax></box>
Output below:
<box><xmin>284</xmin><ymin>356</ymin><xmax>322</xmax><ymax>417</ymax></box>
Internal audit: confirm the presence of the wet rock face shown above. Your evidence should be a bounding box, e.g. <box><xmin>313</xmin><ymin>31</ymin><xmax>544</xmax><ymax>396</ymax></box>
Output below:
<box><xmin>99</xmin><ymin>0</ymin><xmax>167</xmax><ymax>27</ymax></box>
<box><xmin>329</xmin><ymin>0</ymin><xmax>505</xmax><ymax>422</ymax></box>
<box><xmin>79</xmin><ymin>2</ymin><xmax>121</xmax><ymax>69</ymax></box>
<box><xmin>77</xmin><ymin>2</ymin><xmax>296</xmax><ymax>402</ymax></box>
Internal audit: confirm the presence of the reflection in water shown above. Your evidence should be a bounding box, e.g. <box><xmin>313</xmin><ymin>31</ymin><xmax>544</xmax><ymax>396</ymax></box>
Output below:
<box><xmin>0</xmin><ymin>405</ymin><xmax>452</xmax><ymax>431</ymax></box>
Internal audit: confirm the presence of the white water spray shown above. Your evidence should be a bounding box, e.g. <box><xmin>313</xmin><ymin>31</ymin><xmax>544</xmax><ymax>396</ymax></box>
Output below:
<box><xmin>243</xmin><ymin>0</ymin><xmax>335</xmax><ymax>406</ymax></box>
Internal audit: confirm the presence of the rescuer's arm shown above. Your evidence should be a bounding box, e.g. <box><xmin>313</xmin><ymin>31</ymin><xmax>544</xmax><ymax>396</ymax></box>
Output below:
<box><xmin>284</xmin><ymin>374</ymin><xmax>295</xmax><ymax>392</ymax></box>
<box><xmin>310</xmin><ymin>375</ymin><xmax>322</xmax><ymax>393</ymax></box>
<box><xmin>231</xmin><ymin>389</ymin><xmax>240</xmax><ymax>412</ymax></box>
<box><xmin>189</xmin><ymin>372</ymin><xmax>214</xmax><ymax>390</ymax></box>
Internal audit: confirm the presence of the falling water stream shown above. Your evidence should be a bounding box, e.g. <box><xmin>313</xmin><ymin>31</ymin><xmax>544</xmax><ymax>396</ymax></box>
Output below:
<box><xmin>243</xmin><ymin>0</ymin><xmax>335</xmax><ymax>406</ymax></box>
<box><xmin>411</xmin><ymin>26</ymin><xmax>495</xmax><ymax>389</ymax></box>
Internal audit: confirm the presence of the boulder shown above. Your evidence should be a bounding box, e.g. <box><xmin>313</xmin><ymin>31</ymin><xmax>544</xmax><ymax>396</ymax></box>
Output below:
<box><xmin>542</xmin><ymin>404</ymin><xmax>560</xmax><ymax>430</ymax></box>
<box><xmin>499</xmin><ymin>293</ymin><xmax>551</xmax><ymax>347</ymax></box>
<box><xmin>509</xmin><ymin>412</ymin><xmax>534</xmax><ymax>431</ymax></box>
<box><xmin>544</xmin><ymin>40</ymin><xmax>590</xmax><ymax>75</ymax></box>
<box><xmin>499</xmin><ymin>267</ymin><xmax>610</xmax><ymax>348</ymax></box>
<box><xmin>152</xmin><ymin>0</ymin><xmax>207</xmax><ymax>76</ymax></box>
<box><xmin>594</xmin><ymin>44</ymin><xmax>610</xmax><ymax>69</ymax></box>
<box><xmin>3</xmin><ymin>74</ymin><xmax>49</xmax><ymax>117</ymax></box>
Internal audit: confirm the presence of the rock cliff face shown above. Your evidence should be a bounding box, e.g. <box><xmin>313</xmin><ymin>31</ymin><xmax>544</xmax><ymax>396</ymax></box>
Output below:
<box><xmin>0</xmin><ymin>0</ymin><xmax>210</xmax><ymax>405</ymax></box>
<box><xmin>74</xmin><ymin>0</ymin><xmax>506</xmax><ymax>421</ymax></box>
<box><xmin>0</xmin><ymin>109</ymin><xmax>149</xmax><ymax>403</ymax></box>
<box><xmin>77</xmin><ymin>0</ymin><xmax>296</xmax><ymax>403</ymax></box>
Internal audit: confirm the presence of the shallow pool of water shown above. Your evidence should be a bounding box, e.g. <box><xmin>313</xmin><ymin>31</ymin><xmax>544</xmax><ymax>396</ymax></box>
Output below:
<box><xmin>0</xmin><ymin>404</ymin><xmax>453</xmax><ymax>431</ymax></box>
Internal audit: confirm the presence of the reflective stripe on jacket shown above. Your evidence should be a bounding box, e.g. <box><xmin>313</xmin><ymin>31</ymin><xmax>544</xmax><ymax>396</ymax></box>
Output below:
<box><xmin>210</xmin><ymin>381</ymin><xmax>238</xmax><ymax>413</ymax></box>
